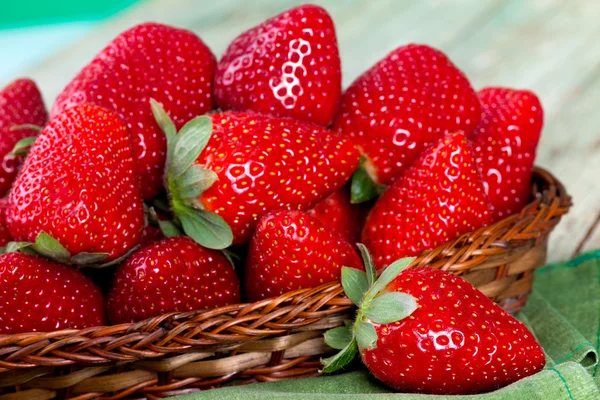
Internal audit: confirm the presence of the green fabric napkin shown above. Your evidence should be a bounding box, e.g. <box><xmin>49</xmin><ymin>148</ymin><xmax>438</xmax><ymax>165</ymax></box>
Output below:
<box><xmin>176</xmin><ymin>251</ymin><xmax>600</xmax><ymax>400</ymax></box>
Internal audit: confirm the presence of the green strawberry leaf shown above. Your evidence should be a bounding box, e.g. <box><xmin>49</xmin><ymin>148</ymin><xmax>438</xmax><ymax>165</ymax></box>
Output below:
<box><xmin>158</xmin><ymin>220</ymin><xmax>182</xmax><ymax>238</ymax></box>
<box><xmin>355</xmin><ymin>321</ymin><xmax>377</xmax><ymax>350</ymax></box>
<box><xmin>90</xmin><ymin>245</ymin><xmax>140</xmax><ymax>268</ymax></box>
<box><xmin>341</xmin><ymin>266</ymin><xmax>368</xmax><ymax>306</ymax></box>
<box><xmin>31</xmin><ymin>232</ymin><xmax>70</xmax><ymax>263</ymax></box>
<box><xmin>150</xmin><ymin>99</ymin><xmax>176</xmax><ymax>145</ymax></box>
<box><xmin>175</xmin><ymin>164</ymin><xmax>218</xmax><ymax>200</ymax></box>
<box><xmin>5</xmin><ymin>241</ymin><xmax>33</xmax><ymax>253</ymax></box>
<box><xmin>171</xmin><ymin>116</ymin><xmax>212</xmax><ymax>179</ymax></box>
<box><xmin>363</xmin><ymin>292</ymin><xmax>418</xmax><ymax>324</ymax></box>
<box><xmin>175</xmin><ymin>204</ymin><xmax>233</xmax><ymax>250</ymax></box>
<box><xmin>10</xmin><ymin>124</ymin><xmax>43</xmax><ymax>133</ymax></box>
<box><xmin>70</xmin><ymin>252</ymin><xmax>110</xmax><ymax>265</ymax></box>
<box><xmin>9</xmin><ymin>136</ymin><xmax>37</xmax><ymax>157</ymax></box>
<box><xmin>364</xmin><ymin>256</ymin><xmax>415</xmax><ymax>303</ymax></box>
<box><xmin>324</xmin><ymin>325</ymin><xmax>353</xmax><ymax>350</ymax></box>
<box><xmin>357</xmin><ymin>243</ymin><xmax>376</xmax><ymax>287</ymax></box>
<box><xmin>221</xmin><ymin>249</ymin><xmax>239</xmax><ymax>268</ymax></box>
<box><xmin>153</xmin><ymin>197</ymin><xmax>171</xmax><ymax>213</ymax></box>
<box><xmin>150</xmin><ymin>99</ymin><xmax>177</xmax><ymax>172</ymax></box>
<box><xmin>320</xmin><ymin>338</ymin><xmax>358</xmax><ymax>374</ymax></box>
<box><xmin>350</xmin><ymin>158</ymin><xmax>386</xmax><ymax>204</ymax></box>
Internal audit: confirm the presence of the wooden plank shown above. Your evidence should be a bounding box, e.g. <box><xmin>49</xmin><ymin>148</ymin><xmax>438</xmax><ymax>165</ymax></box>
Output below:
<box><xmin>442</xmin><ymin>0</ymin><xmax>600</xmax><ymax>260</ymax></box>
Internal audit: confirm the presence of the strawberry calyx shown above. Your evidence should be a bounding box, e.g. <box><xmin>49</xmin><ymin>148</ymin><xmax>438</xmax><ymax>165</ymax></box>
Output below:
<box><xmin>8</xmin><ymin>124</ymin><xmax>43</xmax><ymax>157</ymax></box>
<box><xmin>150</xmin><ymin>99</ymin><xmax>233</xmax><ymax>250</ymax></box>
<box><xmin>9</xmin><ymin>136</ymin><xmax>38</xmax><ymax>157</ymax></box>
<box><xmin>350</xmin><ymin>157</ymin><xmax>386</xmax><ymax>204</ymax></box>
<box><xmin>3</xmin><ymin>231</ymin><xmax>136</xmax><ymax>267</ymax></box>
<box><xmin>321</xmin><ymin>244</ymin><xmax>417</xmax><ymax>373</ymax></box>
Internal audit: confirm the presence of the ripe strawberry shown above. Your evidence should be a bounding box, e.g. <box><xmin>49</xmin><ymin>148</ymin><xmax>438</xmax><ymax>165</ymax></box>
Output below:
<box><xmin>52</xmin><ymin>23</ymin><xmax>216</xmax><ymax>200</ymax></box>
<box><xmin>7</xmin><ymin>104</ymin><xmax>144</xmax><ymax>264</ymax></box>
<box><xmin>138</xmin><ymin>224</ymin><xmax>165</xmax><ymax>248</ymax></box>
<box><xmin>308</xmin><ymin>186</ymin><xmax>367</xmax><ymax>243</ymax></box>
<box><xmin>470</xmin><ymin>88</ymin><xmax>543</xmax><ymax>221</ymax></box>
<box><xmin>0</xmin><ymin>79</ymin><xmax>48</xmax><ymax>195</ymax></box>
<box><xmin>214</xmin><ymin>4</ymin><xmax>341</xmax><ymax>126</ymax></box>
<box><xmin>322</xmin><ymin>252</ymin><xmax>545</xmax><ymax>394</ymax></box>
<box><xmin>0</xmin><ymin>198</ymin><xmax>13</xmax><ymax>247</ymax></box>
<box><xmin>0</xmin><ymin>252</ymin><xmax>106</xmax><ymax>333</ymax></box>
<box><xmin>334</xmin><ymin>45</ymin><xmax>481</xmax><ymax>200</ymax></box>
<box><xmin>362</xmin><ymin>131</ymin><xmax>492</xmax><ymax>268</ymax></box>
<box><xmin>106</xmin><ymin>236</ymin><xmax>240</xmax><ymax>324</ymax></box>
<box><xmin>151</xmin><ymin>102</ymin><xmax>360</xmax><ymax>249</ymax></box>
<box><xmin>245</xmin><ymin>210</ymin><xmax>363</xmax><ymax>301</ymax></box>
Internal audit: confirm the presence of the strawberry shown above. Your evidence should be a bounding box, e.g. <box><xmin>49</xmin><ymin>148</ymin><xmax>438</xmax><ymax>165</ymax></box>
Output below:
<box><xmin>470</xmin><ymin>88</ymin><xmax>543</xmax><ymax>221</ymax></box>
<box><xmin>362</xmin><ymin>131</ymin><xmax>492</xmax><ymax>268</ymax></box>
<box><xmin>0</xmin><ymin>252</ymin><xmax>106</xmax><ymax>333</ymax></box>
<box><xmin>322</xmin><ymin>249</ymin><xmax>545</xmax><ymax>394</ymax></box>
<box><xmin>0</xmin><ymin>198</ymin><xmax>13</xmax><ymax>247</ymax></box>
<box><xmin>7</xmin><ymin>104</ymin><xmax>144</xmax><ymax>264</ymax></box>
<box><xmin>138</xmin><ymin>224</ymin><xmax>165</xmax><ymax>248</ymax></box>
<box><xmin>106</xmin><ymin>236</ymin><xmax>240</xmax><ymax>324</ymax></box>
<box><xmin>0</xmin><ymin>79</ymin><xmax>48</xmax><ymax>196</ymax></box>
<box><xmin>150</xmin><ymin>102</ymin><xmax>360</xmax><ymax>249</ymax></box>
<box><xmin>245</xmin><ymin>210</ymin><xmax>363</xmax><ymax>301</ymax></box>
<box><xmin>52</xmin><ymin>23</ymin><xmax>216</xmax><ymax>200</ymax></box>
<box><xmin>308</xmin><ymin>186</ymin><xmax>367</xmax><ymax>243</ymax></box>
<box><xmin>214</xmin><ymin>4</ymin><xmax>341</xmax><ymax>126</ymax></box>
<box><xmin>333</xmin><ymin>45</ymin><xmax>481</xmax><ymax>201</ymax></box>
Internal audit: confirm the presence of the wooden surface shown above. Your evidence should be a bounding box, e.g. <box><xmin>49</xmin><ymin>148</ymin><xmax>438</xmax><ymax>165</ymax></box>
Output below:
<box><xmin>18</xmin><ymin>0</ymin><xmax>600</xmax><ymax>261</ymax></box>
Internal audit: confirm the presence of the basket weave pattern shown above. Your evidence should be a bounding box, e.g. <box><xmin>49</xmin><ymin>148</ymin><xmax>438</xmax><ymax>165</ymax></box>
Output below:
<box><xmin>0</xmin><ymin>167</ymin><xmax>571</xmax><ymax>400</ymax></box>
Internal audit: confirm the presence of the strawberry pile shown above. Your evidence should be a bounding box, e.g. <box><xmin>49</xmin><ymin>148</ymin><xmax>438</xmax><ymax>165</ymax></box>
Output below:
<box><xmin>0</xmin><ymin>4</ymin><xmax>546</xmax><ymax>395</ymax></box>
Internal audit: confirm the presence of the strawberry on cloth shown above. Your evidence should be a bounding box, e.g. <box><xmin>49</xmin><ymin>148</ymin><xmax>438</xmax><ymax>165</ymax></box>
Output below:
<box><xmin>322</xmin><ymin>247</ymin><xmax>545</xmax><ymax>394</ymax></box>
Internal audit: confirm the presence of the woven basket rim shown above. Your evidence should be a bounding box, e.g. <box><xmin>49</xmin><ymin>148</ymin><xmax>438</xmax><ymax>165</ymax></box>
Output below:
<box><xmin>0</xmin><ymin>166</ymin><xmax>572</xmax><ymax>372</ymax></box>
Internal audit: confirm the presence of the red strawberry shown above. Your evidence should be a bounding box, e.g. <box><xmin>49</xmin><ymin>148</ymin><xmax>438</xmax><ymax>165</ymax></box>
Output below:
<box><xmin>7</xmin><ymin>104</ymin><xmax>144</xmax><ymax>263</ymax></box>
<box><xmin>151</xmin><ymin>103</ymin><xmax>360</xmax><ymax>249</ymax></box>
<box><xmin>214</xmin><ymin>4</ymin><xmax>341</xmax><ymax>126</ymax></box>
<box><xmin>0</xmin><ymin>79</ymin><xmax>48</xmax><ymax>195</ymax></box>
<box><xmin>138</xmin><ymin>224</ymin><xmax>165</xmax><ymax>248</ymax></box>
<box><xmin>245</xmin><ymin>210</ymin><xmax>363</xmax><ymax>301</ymax></box>
<box><xmin>52</xmin><ymin>23</ymin><xmax>216</xmax><ymax>200</ymax></box>
<box><xmin>107</xmin><ymin>236</ymin><xmax>240</xmax><ymax>324</ymax></box>
<box><xmin>322</xmin><ymin>253</ymin><xmax>545</xmax><ymax>394</ymax></box>
<box><xmin>334</xmin><ymin>45</ymin><xmax>481</xmax><ymax>198</ymax></box>
<box><xmin>470</xmin><ymin>88</ymin><xmax>543</xmax><ymax>221</ymax></box>
<box><xmin>0</xmin><ymin>198</ymin><xmax>13</xmax><ymax>247</ymax></box>
<box><xmin>0</xmin><ymin>252</ymin><xmax>106</xmax><ymax>333</ymax></box>
<box><xmin>362</xmin><ymin>131</ymin><xmax>492</xmax><ymax>268</ymax></box>
<box><xmin>308</xmin><ymin>186</ymin><xmax>367</xmax><ymax>243</ymax></box>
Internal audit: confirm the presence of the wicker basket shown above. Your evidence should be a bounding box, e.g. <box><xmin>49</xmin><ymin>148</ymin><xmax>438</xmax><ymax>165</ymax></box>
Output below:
<box><xmin>0</xmin><ymin>167</ymin><xmax>571</xmax><ymax>400</ymax></box>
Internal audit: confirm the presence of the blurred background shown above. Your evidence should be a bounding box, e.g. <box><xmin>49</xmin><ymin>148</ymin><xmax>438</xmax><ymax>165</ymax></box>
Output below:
<box><xmin>0</xmin><ymin>0</ymin><xmax>598</xmax><ymax>258</ymax></box>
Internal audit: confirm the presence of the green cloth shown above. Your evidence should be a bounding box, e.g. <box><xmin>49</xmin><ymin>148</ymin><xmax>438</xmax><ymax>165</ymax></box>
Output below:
<box><xmin>177</xmin><ymin>251</ymin><xmax>600</xmax><ymax>400</ymax></box>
